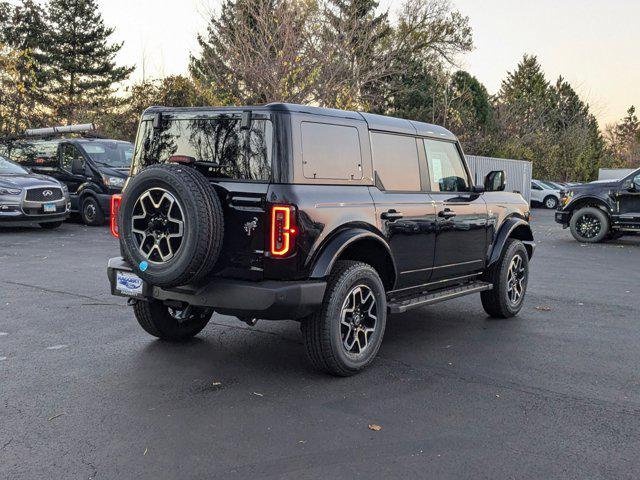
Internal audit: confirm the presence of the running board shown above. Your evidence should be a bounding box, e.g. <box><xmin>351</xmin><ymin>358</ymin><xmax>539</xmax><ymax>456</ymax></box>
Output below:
<box><xmin>388</xmin><ymin>281</ymin><xmax>492</xmax><ymax>314</ymax></box>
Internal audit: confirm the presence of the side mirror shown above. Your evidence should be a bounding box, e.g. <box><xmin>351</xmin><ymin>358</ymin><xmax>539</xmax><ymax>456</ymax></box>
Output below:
<box><xmin>485</xmin><ymin>170</ymin><xmax>506</xmax><ymax>192</ymax></box>
<box><xmin>71</xmin><ymin>157</ymin><xmax>85</xmax><ymax>175</ymax></box>
<box><xmin>623</xmin><ymin>179</ymin><xmax>635</xmax><ymax>191</ymax></box>
<box><xmin>472</xmin><ymin>185</ymin><xmax>485</xmax><ymax>194</ymax></box>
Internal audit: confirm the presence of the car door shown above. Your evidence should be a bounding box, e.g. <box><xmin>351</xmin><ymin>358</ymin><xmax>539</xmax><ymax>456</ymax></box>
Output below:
<box><xmin>368</xmin><ymin>132</ymin><xmax>437</xmax><ymax>290</ymax></box>
<box><xmin>58</xmin><ymin>143</ymin><xmax>88</xmax><ymax>208</ymax></box>
<box><xmin>423</xmin><ymin>138</ymin><xmax>488</xmax><ymax>282</ymax></box>
<box><xmin>530</xmin><ymin>181</ymin><xmax>544</xmax><ymax>203</ymax></box>
<box><xmin>617</xmin><ymin>171</ymin><xmax>640</xmax><ymax>225</ymax></box>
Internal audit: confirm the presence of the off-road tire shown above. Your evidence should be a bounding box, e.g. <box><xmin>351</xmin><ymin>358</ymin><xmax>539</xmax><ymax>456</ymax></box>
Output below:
<box><xmin>481</xmin><ymin>239</ymin><xmax>529</xmax><ymax>318</ymax></box>
<box><xmin>569</xmin><ymin>207</ymin><xmax>609</xmax><ymax>243</ymax></box>
<box><xmin>133</xmin><ymin>299</ymin><xmax>212</xmax><ymax>341</ymax></box>
<box><xmin>39</xmin><ymin>221</ymin><xmax>63</xmax><ymax>230</ymax></box>
<box><xmin>119</xmin><ymin>164</ymin><xmax>224</xmax><ymax>288</ymax></box>
<box><xmin>302</xmin><ymin>261</ymin><xmax>387</xmax><ymax>376</ymax></box>
<box><xmin>543</xmin><ymin>195</ymin><xmax>558</xmax><ymax>209</ymax></box>
<box><xmin>80</xmin><ymin>196</ymin><xmax>104</xmax><ymax>226</ymax></box>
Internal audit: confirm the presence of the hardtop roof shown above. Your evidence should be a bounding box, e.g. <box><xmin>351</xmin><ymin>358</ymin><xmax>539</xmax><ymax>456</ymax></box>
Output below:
<box><xmin>143</xmin><ymin>103</ymin><xmax>458</xmax><ymax>141</ymax></box>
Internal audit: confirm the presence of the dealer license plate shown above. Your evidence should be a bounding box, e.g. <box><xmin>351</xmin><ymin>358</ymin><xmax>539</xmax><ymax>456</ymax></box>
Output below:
<box><xmin>115</xmin><ymin>271</ymin><xmax>144</xmax><ymax>296</ymax></box>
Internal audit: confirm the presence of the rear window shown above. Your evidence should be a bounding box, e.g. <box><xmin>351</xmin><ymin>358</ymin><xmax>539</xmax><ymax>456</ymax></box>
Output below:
<box><xmin>133</xmin><ymin>115</ymin><xmax>273</xmax><ymax>181</ymax></box>
<box><xmin>301</xmin><ymin>122</ymin><xmax>362</xmax><ymax>180</ymax></box>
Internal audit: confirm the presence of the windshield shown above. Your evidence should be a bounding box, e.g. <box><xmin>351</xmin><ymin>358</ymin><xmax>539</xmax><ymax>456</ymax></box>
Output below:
<box><xmin>0</xmin><ymin>156</ymin><xmax>28</xmax><ymax>175</ymax></box>
<box><xmin>80</xmin><ymin>141</ymin><xmax>133</xmax><ymax>168</ymax></box>
<box><xmin>132</xmin><ymin>114</ymin><xmax>273</xmax><ymax>181</ymax></box>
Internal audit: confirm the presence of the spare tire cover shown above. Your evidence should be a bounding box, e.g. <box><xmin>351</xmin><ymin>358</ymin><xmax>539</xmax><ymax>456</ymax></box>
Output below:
<box><xmin>119</xmin><ymin>164</ymin><xmax>224</xmax><ymax>288</ymax></box>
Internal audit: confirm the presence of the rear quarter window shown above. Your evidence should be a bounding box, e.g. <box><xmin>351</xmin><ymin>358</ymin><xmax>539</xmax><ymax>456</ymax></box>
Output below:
<box><xmin>301</xmin><ymin>122</ymin><xmax>363</xmax><ymax>180</ymax></box>
<box><xmin>370</xmin><ymin>133</ymin><xmax>421</xmax><ymax>191</ymax></box>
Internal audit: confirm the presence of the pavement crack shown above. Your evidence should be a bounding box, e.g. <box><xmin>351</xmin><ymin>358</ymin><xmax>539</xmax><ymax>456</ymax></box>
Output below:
<box><xmin>1</xmin><ymin>439</ymin><xmax>12</xmax><ymax>451</ymax></box>
<box><xmin>3</xmin><ymin>280</ymin><xmax>108</xmax><ymax>303</ymax></box>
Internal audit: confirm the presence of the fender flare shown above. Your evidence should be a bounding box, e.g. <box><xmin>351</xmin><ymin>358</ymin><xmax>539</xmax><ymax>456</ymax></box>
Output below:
<box><xmin>488</xmin><ymin>217</ymin><xmax>535</xmax><ymax>268</ymax></box>
<box><xmin>309</xmin><ymin>228</ymin><xmax>397</xmax><ymax>282</ymax></box>
<box><xmin>567</xmin><ymin>195</ymin><xmax>613</xmax><ymax>213</ymax></box>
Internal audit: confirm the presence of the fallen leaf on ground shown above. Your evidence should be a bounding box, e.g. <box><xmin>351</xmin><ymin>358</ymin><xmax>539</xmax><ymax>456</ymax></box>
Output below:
<box><xmin>144</xmin><ymin>448</ymin><xmax>148</xmax><ymax>456</ymax></box>
<box><xmin>47</xmin><ymin>413</ymin><xmax>65</xmax><ymax>421</ymax></box>
<box><xmin>253</xmin><ymin>392</ymin><xmax>264</xmax><ymax>397</ymax></box>
<box><xmin>535</xmin><ymin>305</ymin><xmax>552</xmax><ymax>311</ymax></box>
<box><xmin>368</xmin><ymin>424</ymin><xmax>382</xmax><ymax>431</ymax></box>
<box><xmin>212</xmin><ymin>381</ymin><xmax>222</xmax><ymax>386</ymax></box>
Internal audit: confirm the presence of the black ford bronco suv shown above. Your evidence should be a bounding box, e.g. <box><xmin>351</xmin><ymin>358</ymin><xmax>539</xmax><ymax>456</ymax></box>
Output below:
<box><xmin>555</xmin><ymin>168</ymin><xmax>640</xmax><ymax>243</ymax></box>
<box><xmin>107</xmin><ymin>104</ymin><xmax>535</xmax><ymax>376</ymax></box>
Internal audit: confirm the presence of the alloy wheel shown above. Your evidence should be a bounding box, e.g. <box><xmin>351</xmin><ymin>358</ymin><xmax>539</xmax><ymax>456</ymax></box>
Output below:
<box><xmin>576</xmin><ymin>214</ymin><xmax>601</xmax><ymax>239</ymax></box>
<box><xmin>131</xmin><ymin>188</ymin><xmax>185</xmax><ymax>263</ymax></box>
<box><xmin>506</xmin><ymin>254</ymin><xmax>526</xmax><ymax>305</ymax></box>
<box><xmin>340</xmin><ymin>285</ymin><xmax>377</xmax><ymax>355</ymax></box>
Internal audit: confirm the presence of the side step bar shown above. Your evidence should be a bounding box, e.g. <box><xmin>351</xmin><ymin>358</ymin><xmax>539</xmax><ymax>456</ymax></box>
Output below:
<box><xmin>388</xmin><ymin>281</ymin><xmax>492</xmax><ymax>314</ymax></box>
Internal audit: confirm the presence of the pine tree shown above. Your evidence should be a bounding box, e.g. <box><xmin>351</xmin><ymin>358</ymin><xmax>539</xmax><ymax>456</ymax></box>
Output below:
<box><xmin>321</xmin><ymin>0</ymin><xmax>391</xmax><ymax>108</ymax></box>
<box><xmin>43</xmin><ymin>0</ymin><xmax>133</xmax><ymax>124</ymax></box>
<box><xmin>497</xmin><ymin>54</ymin><xmax>552</xmax><ymax>137</ymax></box>
<box><xmin>0</xmin><ymin>1</ymin><xmax>49</xmax><ymax>133</ymax></box>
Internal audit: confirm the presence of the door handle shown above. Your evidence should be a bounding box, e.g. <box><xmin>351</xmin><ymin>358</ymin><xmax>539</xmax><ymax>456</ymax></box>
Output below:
<box><xmin>438</xmin><ymin>209</ymin><xmax>456</xmax><ymax>219</ymax></box>
<box><xmin>381</xmin><ymin>210</ymin><xmax>403</xmax><ymax>221</ymax></box>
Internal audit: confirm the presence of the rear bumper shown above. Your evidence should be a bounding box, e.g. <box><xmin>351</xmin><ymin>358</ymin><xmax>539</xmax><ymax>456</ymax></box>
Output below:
<box><xmin>107</xmin><ymin>257</ymin><xmax>326</xmax><ymax>320</ymax></box>
<box><xmin>555</xmin><ymin>210</ymin><xmax>570</xmax><ymax>228</ymax></box>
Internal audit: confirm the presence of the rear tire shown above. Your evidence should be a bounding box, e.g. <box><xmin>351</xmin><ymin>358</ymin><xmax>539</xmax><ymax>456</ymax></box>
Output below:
<box><xmin>302</xmin><ymin>261</ymin><xmax>387</xmax><ymax>376</ymax></box>
<box><xmin>119</xmin><ymin>164</ymin><xmax>224</xmax><ymax>288</ymax></box>
<box><xmin>481</xmin><ymin>239</ymin><xmax>529</xmax><ymax>318</ymax></box>
<box><xmin>543</xmin><ymin>195</ymin><xmax>558</xmax><ymax>209</ymax></box>
<box><xmin>569</xmin><ymin>207</ymin><xmax>609</xmax><ymax>243</ymax></box>
<box><xmin>133</xmin><ymin>299</ymin><xmax>213</xmax><ymax>341</ymax></box>
<box><xmin>39</xmin><ymin>221</ymin><xmax>63</xmax><ymax>230</ymax></box>
<box><xmin>80</xmin><ymin>196</ymin><xmax>105</xmax><ymax>226</ymax></box>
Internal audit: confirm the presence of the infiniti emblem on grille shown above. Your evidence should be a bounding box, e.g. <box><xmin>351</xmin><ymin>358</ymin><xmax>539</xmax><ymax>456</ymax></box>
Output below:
<box><xmin>42</xmin><ymin>190</ymin><xmax>53</xmax><ymax>197</ymax></box>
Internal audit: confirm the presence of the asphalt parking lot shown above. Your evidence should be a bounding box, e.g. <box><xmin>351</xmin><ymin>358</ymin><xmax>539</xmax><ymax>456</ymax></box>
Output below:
<box><xmin>1</xmin><ymin>209</ymin><xmax>639</xmax><ymax>479</ymax></box>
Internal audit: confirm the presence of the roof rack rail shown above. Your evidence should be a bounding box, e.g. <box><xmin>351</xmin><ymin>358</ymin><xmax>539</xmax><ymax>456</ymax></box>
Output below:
<box><xmin>24</xmin><ymin>123</ymin><xmax>96</xmax><ymax>138</ymax></box>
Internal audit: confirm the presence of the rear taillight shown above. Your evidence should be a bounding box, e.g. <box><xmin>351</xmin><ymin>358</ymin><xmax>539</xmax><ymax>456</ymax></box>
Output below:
<box><xmin>110</xmin><ymin>194</ymin><xmax>122</xmax><ymax>238</ymax></box>
<box><xmin>270</xmin><ymin>205</ymin><xmax>297</xmax><ymax>257</ymax></box>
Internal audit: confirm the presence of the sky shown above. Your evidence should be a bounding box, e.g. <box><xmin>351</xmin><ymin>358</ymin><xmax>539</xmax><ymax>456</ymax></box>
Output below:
<box><xmin>97</xmin><ymin>0</ymin><xmax>639</xmax><ymax>127</ymax></box>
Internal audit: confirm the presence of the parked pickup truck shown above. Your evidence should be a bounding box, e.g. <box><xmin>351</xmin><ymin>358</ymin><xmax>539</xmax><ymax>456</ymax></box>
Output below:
<box><xmin>107</xmin><ymin>104</ymin><xmax>535</xmax><ymax>376</ymax></box>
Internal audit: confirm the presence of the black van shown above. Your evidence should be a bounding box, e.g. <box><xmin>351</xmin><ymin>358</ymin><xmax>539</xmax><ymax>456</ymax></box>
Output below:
<box><xmin>0</xmin><ymin>137</ymin><xmax>133</xmax><ymax>225</ymax></box>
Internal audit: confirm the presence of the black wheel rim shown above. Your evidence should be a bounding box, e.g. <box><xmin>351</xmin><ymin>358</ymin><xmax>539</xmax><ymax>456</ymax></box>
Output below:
<box><xmin>340</xmin><ymin>285</ymin><xmax>377</xmax><ymax>355</ymax></box>
<box><xmin>576</xmin><ymin>214</ymin><xmax>601</xmax><ymax>239</ymax></box>
<box><xmin>506</xmin><ymin>254</ymin><xmax>526</xmax><ymax>306</ymax></box>
<box><xmin>131</xmin><ymin>188</ymin><xmax>185</xmax><ymax>263</ymax></box>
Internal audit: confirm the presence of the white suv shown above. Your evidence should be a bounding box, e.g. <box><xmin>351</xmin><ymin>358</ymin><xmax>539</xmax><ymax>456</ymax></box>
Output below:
<box><xmin>530</xmin><ymin>180</ymin><xmax>560</xmax><ymax>209</ymax></box>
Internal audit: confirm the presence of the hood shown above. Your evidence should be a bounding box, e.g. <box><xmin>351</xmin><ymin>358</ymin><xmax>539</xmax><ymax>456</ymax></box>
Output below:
<box><xmin>95</xmin><ymin>164</ymin><xmax>129</xmax><ymax>178</ymax></box>
<box><xmin>0</xmin><ymin>173</ymin><xmax>62</xmax><ymax>189</ymax></box>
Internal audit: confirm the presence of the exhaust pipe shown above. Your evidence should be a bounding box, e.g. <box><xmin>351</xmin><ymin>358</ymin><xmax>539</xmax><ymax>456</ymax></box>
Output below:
<box><xmin>24</xmin><ymin>123</ymin><xmax>96</xmax><ymax>137</ymax></box>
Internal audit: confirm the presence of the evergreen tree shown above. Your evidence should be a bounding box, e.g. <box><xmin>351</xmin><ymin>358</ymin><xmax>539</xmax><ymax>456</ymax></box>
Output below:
<box><xmin>0</xmin><ymin>1</ymin><xmax>49</xmax><ymax>133</ymax></box>
<box><xmin>43</xmin><ymin>0</ymin><xmax>133</xmax><ymax>124</ymax></box>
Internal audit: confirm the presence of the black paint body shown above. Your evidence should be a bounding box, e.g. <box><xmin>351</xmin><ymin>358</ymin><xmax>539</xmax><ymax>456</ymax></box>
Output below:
<box><xmin>111</xmin><ymin>104</ymin><xmax>535</xmax><ymax>319</ymax></box>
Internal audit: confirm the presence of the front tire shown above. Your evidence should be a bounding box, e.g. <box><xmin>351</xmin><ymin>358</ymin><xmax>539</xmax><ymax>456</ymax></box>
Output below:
<box><xmin>569</xmin><ymin>207</ymin><xmax>609</xmax><ymax>243</ymax></box>
<box><xmin>133</xmin><ymin>299</ymin><xmax>213</xmax><ymax>341</ymax></box>
<box><xmin>543</xmin><ymin>195</ymin><xmax>559</xmax><ymax>209</ymax></box>
<box><xmin>302</xmin><ymin>261</ymin><xmax>387</xmax><ymax>376</ymax></box>
<box><xmin>481</xmin><ymin>239</ymin><xmax>529</xmax><ymax>318</ymax></box>
<box><xmin>80</xmin><ymin>196</ymin><xmax>105</xmax><ymax>226</ymax></box>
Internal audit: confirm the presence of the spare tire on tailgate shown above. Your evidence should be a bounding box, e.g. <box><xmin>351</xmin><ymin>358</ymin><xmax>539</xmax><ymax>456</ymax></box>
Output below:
<box><xmin>119</xmin><ymin>164</ymin><xmax>224</xmax><ymax>288</ymax></box>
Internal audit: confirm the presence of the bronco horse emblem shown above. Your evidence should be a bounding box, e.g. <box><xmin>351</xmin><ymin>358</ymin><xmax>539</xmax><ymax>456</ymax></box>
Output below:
<box><xmin>244</xmin><ymin>217</ymin><xmax>258</xmax><ymax>236</ymax></box>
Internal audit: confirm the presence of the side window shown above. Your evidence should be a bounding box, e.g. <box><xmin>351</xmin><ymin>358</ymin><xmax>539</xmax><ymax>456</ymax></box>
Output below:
<box><xmin>301</xmin><ymin>122</ymin><xmax>362</xmax><ymax>180</ymax></box>
<box><xmin>61</xmin><ymin>144</ymin><xmax>82</xmax><ymax>171</ymax></box>
<box><xmin>634</xmin><ymin>173</ymin><xmax>640</xmax><ymax>189</ymax></box>
<box><xmin>531</xmin><ymin>182</ymin><xmax>542</xmax><ymax>191</ymax></box>
<box><xmin>424</xmin><ymin>140</ymin><xmax>469</xmax><ymax>192</ymax></box>
<box><xmin>370</xmin><ymin>133</ymin><xmax>420</xmax><ymax>191</ymax></box>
